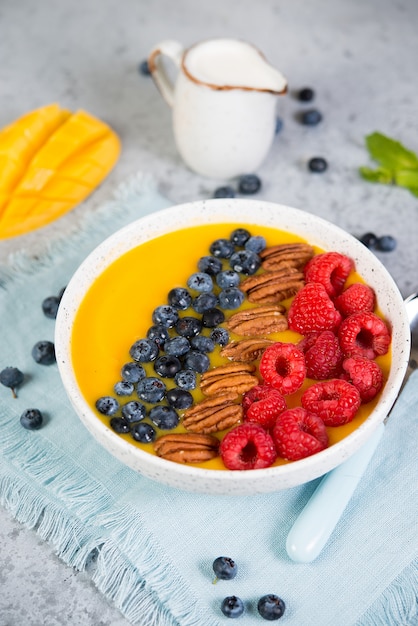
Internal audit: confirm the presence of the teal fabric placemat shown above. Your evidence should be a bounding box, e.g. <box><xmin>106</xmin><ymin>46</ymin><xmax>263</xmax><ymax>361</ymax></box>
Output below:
<box><xmin>0</xmin><ymin>175</ymin><xmax>417</xmax><ymax>626</ymax></box>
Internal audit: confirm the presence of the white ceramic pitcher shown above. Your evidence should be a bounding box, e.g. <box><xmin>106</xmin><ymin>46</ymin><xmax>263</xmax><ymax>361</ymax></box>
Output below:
<box><xmin>148</xmin><ymin>38</ymin><xmax>287</xmax><ymax>179</ymax></box>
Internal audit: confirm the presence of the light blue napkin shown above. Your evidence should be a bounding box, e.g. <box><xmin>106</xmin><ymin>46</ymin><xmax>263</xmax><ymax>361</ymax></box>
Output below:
<box><xmin>0</xmin><ymin>175</ymin><xmax>417</xmax><ymax>626</ymax></box>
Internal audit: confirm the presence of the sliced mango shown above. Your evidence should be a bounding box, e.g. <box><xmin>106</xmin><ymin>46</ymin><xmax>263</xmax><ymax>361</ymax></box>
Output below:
<box><xmin>0</xmin><ymin>104</ymin><xmax>121</xmax><ymax>238</ymax></box>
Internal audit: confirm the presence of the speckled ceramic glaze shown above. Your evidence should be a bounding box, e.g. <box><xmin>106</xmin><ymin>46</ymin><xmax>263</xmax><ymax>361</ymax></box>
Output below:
<box><xmin>55</xmin><ymin>200</ymin><xmax>411</xmax><ymax>495</ymax></box>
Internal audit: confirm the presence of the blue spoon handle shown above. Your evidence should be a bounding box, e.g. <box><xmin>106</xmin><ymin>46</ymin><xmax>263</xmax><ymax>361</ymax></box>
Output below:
<box><xmin>286</xmin><ymin>423</ymin><xmax>385</xmax><ymax>563</ymax></box>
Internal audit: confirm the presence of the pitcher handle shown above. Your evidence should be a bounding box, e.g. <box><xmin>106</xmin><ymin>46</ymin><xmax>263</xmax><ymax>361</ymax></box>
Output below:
<box><xmin>148</xmin><ymin>40</ymin><xmax>184</xmax><ymax>108</ymax></box>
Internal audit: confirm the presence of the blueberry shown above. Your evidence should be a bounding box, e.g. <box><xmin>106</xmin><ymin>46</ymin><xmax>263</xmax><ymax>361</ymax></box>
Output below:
<box><xmin>149</xmin><ymin>405</ymin><xmax>179</xmax><ymax>429</ymax></box>
<box><xmin>129</xmin><ymin>338</ymin><xmax>159</xmax><ymax>362</ymax></box>
<box><xmin>154</xmin><ymin>355</ymin><xmax>182</xmax><ymax>378</ymax></box>
<box><xmin>147</xmin><ymin>325</ymin><xmax>170</xmax><ymax>348</ymax></box>
<box><xmin>95</xmin><ymin>396</ymin><xmax>120</xmax><ymax>416</ymax></box>
<box><xmin>110</xmin><ymin>417</ymin><xmax>131</xmax><ymax>434</ymax></box>
<box><xmin>175</xmin><ymin>316</ymin><xmax>202</xmax><ymax>338</ymax></box>
<box><xmin>202</xmin><ymin>307</ymin><xmax>226</xmax><ymax>328</ymax></box>
<box><xmin>257</xmin><ymin>594</ymin><xmax>286</xmax><ymax>620</ymax></box>
<box><xmin>187</xmin><ymin>272</ymin><xmax>213</xmax><ymax>292</ymax></box>
<box><xmin>213</xmin><ymin>556</ymin><xmax>238</xmax><ymax>580</ymax></box>
<box><xmin>137</xmin><ymin>377</ymin><xmax>166</xmax><ymax>403</ymax></box>
<box><xmin>139</xmin><ymin>59</ymin><xmax>151</xmax><ymax>75</ymax></box>
<box><xmin>275</xmin><ymin>117</ymin><xmax>283</xmax><ymax>134</ymax></box>
<box><xmin>238</xmin><ymin>173</ymin><xmax>261</xmax><ymax>194</ymax></box>
<box><xmin>131</xmin><ymin>421</ymin><xmax>156</xmax><ymax>443</ymax></box>
<box><xmin>221</xmin><ymin>596</ymin><xmax>245</xmax><ymax>619</ymax></box>
<box><xmin>192</xmin><ymin>292</ymin><xmax>219</xmax><ymax>314</ymax></box>
<box><xmin>308</xmin><ymin>156</ymin><xmax>328</xmax><ymax>173</ymax></box>
<box><xmin>216</xmin><ymin>270</ymin><xmax>240</xmax><ymax>289</ymax></box>
<box><xmin>121</xmin><ymin>362</ymin><xmax>146</xmax><ymax>383</ymax></box>
<box><xmin>190</xmin><ymin>335</ymin><xmax>215</xmax><ymax>353</ymax></box>
<box><xmin>164</xmin><ymin>336</ymin><xmax>190</xmax><ymax>357</ymax></box>
<box><xmin>213</xmin><ymin>186</ymin><xmax>236</xmax><ymax>198</ymax></box>
<box><xmin>114</xmin><ymin>381</ymin><xmax>134</xmax><ymax>396</ymax></box>
<box><xmin>376</xmin><ymin>235</ymin><xmax>397</xmax><ymax>252</ymax></box>
<box><xmin>20</xmin><ymin>408</ymin><xmax>43</xmax><ymax>430</ymax></box>
<box><xmin>197</xmin><ymin>255</ymin><xmax>223</xmax><ymax>276</ymax></box>
<box><xmin>210</xmin><ymin>327</ymin><xmax>229</xmax><ymax>347</ymax></box>
<box><xmin>218</xmin><ymin>287</ymin><xmax>245</xmax><ymax>310</ymax></box>
<box><xmin>230</xmin><ymin>228</ymin><xmax>251</xmax><ymax>246</ymax></box>
<box><xmin>121</xmin><ymin>400</ymin><xmax>146</xmax><ymax>422</ymax></box>
<box><xmin>152</xmin><ymin>305</ymin><xmax>179</xmax><ymax>328</ymax></box>
<box><xmin>183</xmin><ymin>350</ymin><xmax>210</xmax><ymax>373</ymax></box>
<box><xmin>209</xmin><ymin>238</ymin><xmax>235</xmax><ymax>259</ymax></box>
<box><xmin>32</xmin><ymin>340</ymin><xmax>56</xmax><ymax>365</ymax></box>
<box><xmin>166</xmin><ymin>387</ymin><xmax>193</xmax><ymax>409</ymax></box>
<box><xmin>245</xmin><ymin>235</ymin><xmax>267</xmax><ymax>254</ymax></box>
<box><xmin>298</xmin><ymin>86</ymin><xmax>315</xmax><ymax>101</ymax></box>
<box><xmin>360</xmin><ymin>232</ymin><xmax>378</xmax><ymax>249</ymax></box>
<box><xmin>174</xmin><ymin>369</ymin><xmax>197</xmax><ymax>390</ymax></box>
<box><xmin>229</xmin><ymin>250</ymin><xmax>261</xmax><ymax>275</ymax></box>
<box><xmin>300</xmin><ymin>109</ymin><xmax>322</xmax><ymax>125</ymax></box>
<box><xmin>0</xmin><ymin>366</ymin><xmax>24</xmax><ymax>398</ymax></box>
<box><xmin>168</xmin><ymin>287</ymin><xmax>192</xmax><ymax>310</ymax></box>
<box><xmin>42</xmin><ymin>295</ymin><xmax>60</xmax><ymax>319</ymax></box>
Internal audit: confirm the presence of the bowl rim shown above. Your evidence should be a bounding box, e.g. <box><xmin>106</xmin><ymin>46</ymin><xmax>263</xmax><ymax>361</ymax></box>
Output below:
<box><xmin>55</xmin><ymin>198</ymin><xmax>411</xmax><ymax>492</ymax></box>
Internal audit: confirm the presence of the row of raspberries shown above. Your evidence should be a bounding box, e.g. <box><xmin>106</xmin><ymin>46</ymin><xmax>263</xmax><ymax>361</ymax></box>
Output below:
<box><xmin>219</xmin><ymin>251</ymin><xmax>391</xmax><ymax>470</ymax></box>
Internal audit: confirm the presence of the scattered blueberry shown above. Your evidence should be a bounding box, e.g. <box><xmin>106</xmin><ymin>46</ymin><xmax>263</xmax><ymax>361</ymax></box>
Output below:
<box><xmin>57</xmin><ymin>286</ymin><xmax>67</xmax><ymax>300</ymax></box>
<box><xmin>154</xmin><ymin>355</ymin><xmax>182</xmax><ymax>378</ymax></box>
<box><xmin>187</xmin><ymin>272</ymin><xmax>213</xmax><ymax>292</ymax></box>
<box><xmin>209</xmin><ymin>238</ymin><xmax>235</xmax><ymax>259</ymax></box>
<box><xmin>0</xmin><ymin>366</ymin><xmax>24</xmax><ymax>398</ymax></box>
<box><xmin>359</xmin><ymin>232</ymin><xmax>378</xmax><ymax>249</ymax></box>
<box><xmin>121</xmin><ymin>362</ymin><xmax>146</xmax><ymax>384</ymax></box>
<box><xmin>229</xmin><ymin>249</ymin><xmax>261</xmax><ymax>275</ymax></box>
<box><xmin>121</xmin><ymin>400</ymin><xmax>146</xmax><ymax>422</ymax></box>
<box><xmin>190</xmin><ymin>335</ymin><xmax>215</xmax><ymax>353</ymax></box>
<box><xmin>139</xmin><ymin>59</ymin><xmax>151</xmax><ymax>75</ymax></box>
<box><xmin>197</xmin><ymin>256</ymin><xmax>223</xmax><ymax>276</ymax></box>
<box><xmin>20</xmin><ymin>408</ymin><xmax>43</xmax><ymax>430</ymax></box>
<box><xmin>166</xmin><ymin>387</ymin><xmax>194</xmax><ymax>409</ymax></box>
<box><xmin>164</xmin><ymin>336</ymin><xmax>191</xmax><ymax>357</ymax></box>
<box><xmin>257</xmin><ymin>594</ymin><xmax>286</xmax><ymax>621</ymax></box>
<box><xmin>192</xmin><ymin>292</ymin><xmax>219</xmax><ymax>314</ymax></box>
<box><xmin>202</xmin><ymin>307</ymin><xmax>226</xmax><ymax>328</ymax></box>
<box><xmin>183</xmin><ymin>350</ymin><xmax>210</xmax><ymax>373</ymax></box>
<box><xmin>168</xmin><ymin>287</ymin><xmax>193</xmax><ymax>310</ymax></box>
<box><xmin>238</xmin><ymin>173</ymin><xmax>261</xmax><ymax>194</ymax></box>
<box><xmin>152</xmin><ymin>305</ymin><xmax>179</xmax><ymax>328</ymax></box>
<box><xmin>110</xmin><ymin>417</ymin><xmax>131</xmax><ymax>434</ymax></box>
<box><xmin>131</xmin><ymin>421</ymin><xmax>156</xmax><ymax>443</ymax></box>
<box><xmin>300</xmin><ymin>109</ymin><xmax>322</xmax><ymax>125</ymax></box>
<box><xmin>218</xmin><ymin>287</ymin><xmax>245</xmax><ymax>310</ymax></box>
<box><xmin>308</xmin><ymin>156</ymin><xmax>328</xmax><ymax>173</ymax></box>
<box><xmin>137</xmin><ymin>377</ymin><xmax>166</xmax><ymax>403</ymax></box>
<box><xmin>149</xmin><ymin>405</ymin><xmax>179</xmax><ymax>429</ymax></box>
<box><xmin>147</xmin><ymin>325</ymin><xmax>170</xmax><ymax>348</ymax></box>
<box><xmin>175</xmin><ymin>316</ymin><xmax>202</xmax><ymax>338</ymax></box>
<box><xmin>298</xmin><ymin>87</ymin><xmax>315</xmax><ymax>102</ymax></box>
<box><xmin>275</xmin><ymin>117</ymin><xmax>283</xmax><ymax>134</ymax></box>
<box><xmin>114</xmin><ymin>381</ymin><xmax>134</xmax><ymax>396</ymax></box>
<box><xmin>129</xmin><ymin>338</ymin><xmax>159</xmax><ymax>362</ymax></box>
<box><xmin>213</xmin><ymin>556</ymin><xmax>238</xmax><ymax>581</ymax></box>
<box><xmin>42</xmin><ymin>295</ymin><xmax>60</xmax><ymax>319</ymax></box>
<box><xmin>213</xmin><ymin>186</ymin><xmax>236</xmax><ymax>198</ymax></box>
<box><xmin>220</xmin><ymin>596</ymin><xmax>245</xmax><ymax>619</ymax></box>
<box><xmin>31</xmin><ymin>340</ymin><xmax>56</xmax><ymax>365</ymax></box>
<box><xmin>210</xmin><ymin>327</ymin><xmax>229</xmax><ymax>347</ymax></box>
<box><xmin>95</xmin><ymin>396</ymin><xmax>120</xmax><ymax>416</ymax></box>
<box><xmin>245</xmin><ymin>235</ymin><xmax>267</xmax><ymax>254</ymax></box>
<box><xmin>174</xmin><ymin>369</ymin><xmax>197</xmax><ymax>390</ymax></box>
<box><xmin>230</xmin><ymin>228</ymin><xmax>251</xmax><ymax>246</ymax></box>
<box><xmin>376</xmin><ymin>234</ymin><xmax>397</xmax><ymax>252</ymax></box>
<box><xmin>216</xmin><ymin>270</ymin><xmax>240</xmax><ymax>289</ymax></box>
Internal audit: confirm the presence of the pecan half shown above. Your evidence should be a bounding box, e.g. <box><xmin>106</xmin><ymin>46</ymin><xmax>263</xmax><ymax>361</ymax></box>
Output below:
<box><xmin>153</xmin><ymin>433</ymin><xmax>220</xmax><ymax>463</ymax></box>
<box><xmin>183</xmin><ymin>392</ymin><xmax>243</xmax><ymax>434</ymax></box>
<box><xmin>226</xmin><ymin>305</ymin><xmax>288</xmax><ymax>336</ymax></box>
<box><xmin>220</xmin><ymin>337</ymin><xmax>275</xmax><ymax>362</ymax></box>
<box><xmin>200</xmin><ymin>362</ymin><xmax>258</xmax><ymax>396</ymax></box>
<box><xmin>259</xmin><ymin>243</ymin><xmax>314</xmax><ymax>271</ymax></box>
<box><xmin>240</xmin><ymin>267</ymin><xmax>305</xmax><ymax>304</ymax></box>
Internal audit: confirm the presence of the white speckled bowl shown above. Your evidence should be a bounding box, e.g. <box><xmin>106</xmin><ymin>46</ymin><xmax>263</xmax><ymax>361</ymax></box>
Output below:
<box><xmin>55</xmin><ymin>199</ymin><xmax>410</xmax><ymax>495</ymax></box>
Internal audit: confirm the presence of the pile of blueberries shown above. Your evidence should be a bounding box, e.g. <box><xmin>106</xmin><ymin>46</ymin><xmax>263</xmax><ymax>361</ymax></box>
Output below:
<box><xmin>96</xmin><ymin>227</ymin><xmax>267</xmax><ymax>443</ymax></box>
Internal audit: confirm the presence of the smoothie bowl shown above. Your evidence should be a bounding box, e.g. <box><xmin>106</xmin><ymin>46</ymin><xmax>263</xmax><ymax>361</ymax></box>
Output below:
<box><xmin>55</xmin><ymin>199</ymin><xmax>410</xmax><ymax>495</ymax></box>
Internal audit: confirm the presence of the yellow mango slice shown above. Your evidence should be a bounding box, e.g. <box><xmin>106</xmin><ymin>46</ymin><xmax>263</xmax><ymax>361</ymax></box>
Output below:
<box><xmin>0</xmin><ymin>104</ymin><xmax>121</xmax><ymax>239</ymax></box>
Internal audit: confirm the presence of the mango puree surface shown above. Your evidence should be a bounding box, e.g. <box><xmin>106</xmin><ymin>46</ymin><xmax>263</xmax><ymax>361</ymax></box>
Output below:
<box><xmin>71</xmin><ymin>223</ymin><xmax>391</xmax><ymax>470</ymax></box>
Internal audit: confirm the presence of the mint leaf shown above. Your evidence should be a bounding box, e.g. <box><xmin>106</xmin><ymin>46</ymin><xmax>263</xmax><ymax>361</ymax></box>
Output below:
<box><xmin>359</xmin><ymin>166</ymin><xmax>393</xmax><ymax>184</ymax></box>
<box><xmin>365</xmin><ymin>132</ymin><xmax>418</xmax><ymax>170</ymax></box>
<box><xmin>394</xmin><ymin>169</ymin><xmax>418</xmax><ymax>189</ymax></box>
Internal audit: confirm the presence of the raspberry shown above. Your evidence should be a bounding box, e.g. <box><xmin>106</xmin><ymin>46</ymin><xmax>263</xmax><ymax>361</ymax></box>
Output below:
<box><xmin>242</xmin><ymin>384</ymin><xmax>287</xmax><ymax>429</ymax></box>
<box><xmin>298</xmin><ymin>331</ymin><xmax>343</xmax><ymax>380</ymax></box>
<box><xmin>338</xmin><ymin>311</ymin><xmax>391</xmax><ymax>359</ymax></box>
<box><xmin>304</xmin><ymin>251</ymin><xmax>354</xmax><ymax>297</ymax></box>
<box><xmin>301</xmin><ymin>379</ymin><xmax>361</xmax><ymax>426</ymax></box>
<box><xmin>220</xmin><ymin>423</ymin><xmax>277</xmax><ymax>470</ymax></box>
<box><xmin>272</xmin><ymin>408</ymin><xmax>328</xmax><ymax>461</ymax></box>
<box><xmin>341</xmin><ymin>356</ymin><xmax>383</xmax><ymax>403</ymax></box>
<box><xmin>259</xmin><ymin>342</ymin><xmax>306</xmax><ymax>395</ymax></box>
<box><xmin>287</xmin><ymin>283</ymin><xmax>342</xmax><ymax>335</ymax></box>
<box><xmin>335</xmin><ymin>283</ymin><xmax>376</xmax><ymax>317</ymax></box>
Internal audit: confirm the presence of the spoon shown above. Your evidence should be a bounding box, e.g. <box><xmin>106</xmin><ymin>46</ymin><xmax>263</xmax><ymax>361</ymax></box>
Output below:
<box><xmin>286</xmin><ymin>293</ymin><xmax>418</xmax><ymax>563</ymax></box>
